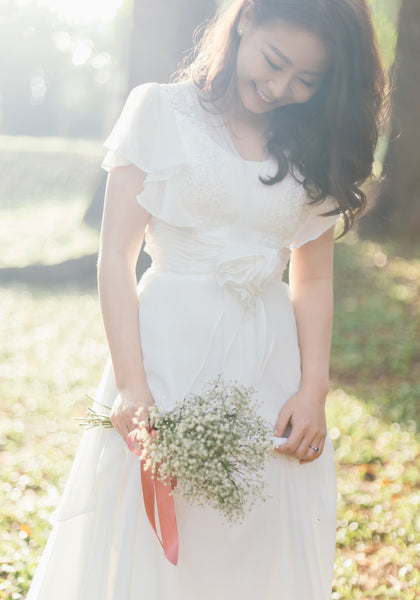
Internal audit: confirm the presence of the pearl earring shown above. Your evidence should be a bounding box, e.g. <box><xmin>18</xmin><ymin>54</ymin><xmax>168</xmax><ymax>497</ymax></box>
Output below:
<box><xmin>238</xmin><ymin>28</ymin><xmax>244</xmax><ymax>37</ymax></box>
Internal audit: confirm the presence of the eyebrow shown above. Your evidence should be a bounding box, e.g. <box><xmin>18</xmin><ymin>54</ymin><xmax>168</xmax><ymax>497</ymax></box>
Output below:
<box><xmin>268</xmin><ymin>43</ymin><xmax>324</xmax><ymax>77</ymax></box>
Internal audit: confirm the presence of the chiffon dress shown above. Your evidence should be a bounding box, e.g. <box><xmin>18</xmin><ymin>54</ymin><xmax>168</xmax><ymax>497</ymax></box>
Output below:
<box><xmin>27</xmin><ymin>78</ymin><xmax>338</xmax><ymax>600</ymax></box>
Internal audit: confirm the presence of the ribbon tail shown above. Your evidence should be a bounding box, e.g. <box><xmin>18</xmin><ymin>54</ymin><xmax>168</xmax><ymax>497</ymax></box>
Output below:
<box><xmin>127</xmin><ymin>430</ymin><xmax>179</xmax><ymax>566</ymax></box>
<box><xmin>140</xmin><ymin>461</ymin><xmax>159</xmax><ymax>539</ymax></box>
<box><xmin>156</xmin><ymin>477</ymin><xmax>179</xmax><ymax>565</ymax></box>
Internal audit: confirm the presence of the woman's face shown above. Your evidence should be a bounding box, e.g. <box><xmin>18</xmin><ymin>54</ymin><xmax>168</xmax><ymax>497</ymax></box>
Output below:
<box><xmin>235</xmin><ymin>15</ymin><xmax>329</xmax><ymax>115</ymax></box>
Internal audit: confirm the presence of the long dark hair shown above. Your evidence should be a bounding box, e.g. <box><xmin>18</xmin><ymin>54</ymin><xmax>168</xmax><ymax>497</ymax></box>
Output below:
<box><xmin>174</xmin><ymin>0</ymin><xmax>388</xmax><ymax>234</ymax></box>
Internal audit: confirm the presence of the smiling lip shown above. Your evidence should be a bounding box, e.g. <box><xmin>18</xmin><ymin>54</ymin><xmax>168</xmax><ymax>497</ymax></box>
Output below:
<box><xmin>253</xmin><ymin>83</ymin><xmax>276</xmax><ymax>103</ymax></box>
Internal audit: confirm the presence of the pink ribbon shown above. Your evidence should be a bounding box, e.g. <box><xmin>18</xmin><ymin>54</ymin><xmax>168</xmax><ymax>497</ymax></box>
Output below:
<box><xmin>127</xmin><ymin>427</ymin><xmax>179</xmax><ymax>566</ymax></box>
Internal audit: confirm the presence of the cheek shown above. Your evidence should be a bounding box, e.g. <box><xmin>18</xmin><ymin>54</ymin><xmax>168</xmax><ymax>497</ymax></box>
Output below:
<box><xmin>292</xmin><ymin>86</ymin><xmax>318</xmax><ymax>104</ymax></box>
<box><xmin>236</xmin><ymin>45</ymin><xmax>266</xmax><ymax>78</ymax></box>
<box><xmin>236</xmin><ymin>58</ymin><xmax>250</xmax><ymax>80</ymax></box>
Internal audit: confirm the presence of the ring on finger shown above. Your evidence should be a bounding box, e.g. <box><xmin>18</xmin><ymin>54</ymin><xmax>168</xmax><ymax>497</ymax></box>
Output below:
<box><xmin>309</xmin><ymin>445</ymin><xmax>320</xmax><ymax>452</ymax></box>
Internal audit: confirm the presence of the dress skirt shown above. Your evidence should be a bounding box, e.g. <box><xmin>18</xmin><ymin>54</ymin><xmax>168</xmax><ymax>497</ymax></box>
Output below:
<box><xmin>27</xmin><ymin>269</ymin><xmax>337</xmax><ymax>600</ymax></box>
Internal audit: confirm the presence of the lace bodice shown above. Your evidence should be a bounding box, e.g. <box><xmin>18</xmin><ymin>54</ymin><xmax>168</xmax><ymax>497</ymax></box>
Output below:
<box><xmin>101</xmin><ymin>79</ymin><xmax>339</xmax><ymax>303</ymax></box>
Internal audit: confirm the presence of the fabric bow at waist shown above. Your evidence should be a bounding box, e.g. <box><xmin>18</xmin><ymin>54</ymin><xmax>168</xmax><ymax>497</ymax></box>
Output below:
<box><xmin>146</xmin><ymin>228</ymin><xmax>290</xmax><ymax>306</ymax></box>
<box><xmin>215</xmin><ymin>245</ymin><xmax>290</xmax><ymax>306</ymax></box>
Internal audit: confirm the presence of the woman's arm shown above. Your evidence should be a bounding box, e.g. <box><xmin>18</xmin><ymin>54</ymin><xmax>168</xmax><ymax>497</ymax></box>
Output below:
<box><xmin>98</xmin><ymin>164</ymin><xmax>155</xmax><ymax>441</ymax></box>
<box><xmin>274</xmin><ymin>225</ymin><xmax>335</xmax><ymax>463</ymax></box>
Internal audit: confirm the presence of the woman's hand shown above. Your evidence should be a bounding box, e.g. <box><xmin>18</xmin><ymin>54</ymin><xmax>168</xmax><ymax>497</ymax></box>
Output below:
<box><xmin>110</xmin><ymin>384</ymin><xmax>156</xmax><ymax>442</ymax></box>
<box><xmin>273</xmin><ymin>386</ymin><xmax>328</xmax><ymax>464</ymax></box>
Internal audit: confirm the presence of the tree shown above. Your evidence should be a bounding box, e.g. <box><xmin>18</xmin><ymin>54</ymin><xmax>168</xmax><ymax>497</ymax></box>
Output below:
<box><xmin>3</xmin><ymin>0</ymin><xmax>216</xmax><ymax>288</ymax></box>
<box><xmin>129</xmin><ymin>0</ymin><xmax>215</xmax><ymax>87</ymax></box>
<box><xmin>84</xmin><ymin>0</ymin><xmax>216</xmax><ymax>233</ymax></box>
<box><xmin>359</xmin><ymin>0</ymin><xmax>420</xmax><ymax>242</ymax></box>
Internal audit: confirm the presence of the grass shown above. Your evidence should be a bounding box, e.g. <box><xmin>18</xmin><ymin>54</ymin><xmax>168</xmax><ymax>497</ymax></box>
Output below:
<box><xmin>331</xmin><ymin>234</ymin><xmax>420</xmax><ymax>426</ymax></box>
<box><xmin>0</xmin><ymin>135</ymin><xmax>419</xmax><ymax>599</ymax></box>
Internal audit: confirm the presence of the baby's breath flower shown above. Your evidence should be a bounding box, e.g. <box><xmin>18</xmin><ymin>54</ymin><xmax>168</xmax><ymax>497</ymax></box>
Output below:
<box><xmin>126</xmin><ymin>376</ymin><xmax>273</xmax><ymax>523</ymax></box>
<box><xmin>80</xmin><ymin>377</ymin><xmax>274</xmax><ymax>523</ymax></box>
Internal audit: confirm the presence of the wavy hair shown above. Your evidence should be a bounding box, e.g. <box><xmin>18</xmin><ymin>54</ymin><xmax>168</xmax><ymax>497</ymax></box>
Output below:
<box><xmin>174</xmin><ymin>0</ymin><xmax>388</xmax><ymax>234</ymax></box>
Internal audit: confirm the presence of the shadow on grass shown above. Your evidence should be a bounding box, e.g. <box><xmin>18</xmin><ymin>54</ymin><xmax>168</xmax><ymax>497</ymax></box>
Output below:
<box><xmin>0</xmin><ymin>252</ymin><xmax>151</xmax><ymax>291</ymax></box>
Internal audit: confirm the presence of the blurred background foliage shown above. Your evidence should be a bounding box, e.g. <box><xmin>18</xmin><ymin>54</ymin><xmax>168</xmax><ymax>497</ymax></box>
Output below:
<box><xmin>3</xmin><ymin>0</ymin><xmax>419</xmax><ymax>243</ymax></box>
<box><xmin>368</xmin><ymin>0</ymin><xmax>399</xmax><ymax>70</ymax></box>
<box><xmin>0</xmin><ymin>0</ymin><xmax>130</xmax><ymax>138</ymax></box>
<box><xmin>0</xmin><ymin>0</ymin><xmax>401</xmax><ymax>138</ymax></box>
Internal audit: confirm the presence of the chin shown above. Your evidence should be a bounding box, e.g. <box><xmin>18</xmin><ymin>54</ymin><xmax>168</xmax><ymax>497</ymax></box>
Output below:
<box><xmin>248</xmin><ymin>103</ymin><xmax>272</xmax><ymax>115</ymax></box>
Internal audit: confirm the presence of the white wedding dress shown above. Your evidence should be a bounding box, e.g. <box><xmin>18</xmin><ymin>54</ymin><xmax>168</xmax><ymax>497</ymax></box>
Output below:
<box><xmin>27</xmin><ymin>79</ymin><xmax>338</xmax><ymax>600</ymax></box>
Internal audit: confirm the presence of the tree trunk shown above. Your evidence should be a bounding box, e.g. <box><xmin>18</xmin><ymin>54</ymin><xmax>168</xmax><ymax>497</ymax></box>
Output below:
<box><xmin>129</xmin><ymin>0</ymin><xmax>215</xmax><ymax>87</ymax></box>
<box><xmin>359</xmin><ymin>0</ymin><xmax>420</xmax><ymax>242</ymax></box>
<box><xmin>84</xmin><ymin>0</ymin><xmax>216</xmax><ymax>231</ymax></box>
<box><xmin>3</xmin><ymin>1</ymin><xmax>217</xmax><ymax>287</ymax></box>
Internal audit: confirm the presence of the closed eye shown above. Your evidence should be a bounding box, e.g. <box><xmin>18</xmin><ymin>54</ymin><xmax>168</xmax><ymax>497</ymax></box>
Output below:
<box><xmin>264</xmin><ymin>55</ymin><xmax>282</xmax><ymax>71</ymax></box>
<box><xmin>299</xmin><ymin>79</ymin><xmax>319</xmax><ymax>89</ymax></box>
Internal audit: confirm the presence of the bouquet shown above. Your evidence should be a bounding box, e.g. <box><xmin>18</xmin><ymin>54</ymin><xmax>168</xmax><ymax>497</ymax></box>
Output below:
<box><xmin>79</xmin><ymin>377</ymin><xmax>274</xmax><ymax>525</ymax></box>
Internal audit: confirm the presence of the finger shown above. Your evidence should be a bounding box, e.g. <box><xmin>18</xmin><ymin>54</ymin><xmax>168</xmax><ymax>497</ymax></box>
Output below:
<box><xmin>276</xmin><ymin>429</ymin><xmax>304</xmax><ymax>455</ymax></box>
<box><xmin>127</xmin><ymin>417</ymin><xmax>137</xmax><ymax>433</ymax></box>
<box><xmin>114</xmin><ymin>418</ymin><xmax>130</xmax><ymax>442</ymax></box>
<box><xmin>310</xmin><ymin>437</ymin><xmax>325</xmax><ymax>455</ymax></box>
<box><xmin>117</xmin><ymin>424</ymin><xmax>127</xmax><ymax>443</ymax></box>
<box><xmin>300</xmin><ymin>445</ymin><xmax>319</xmax><ymax>463</ymax></box>
<box><xmin>273</xmin><ymin>422</ymin><xmax>288</xmax><ymax>437</ymax></box>
<box><xmin>294</xmin><ymin>437</ymin><xmax>314</xmax><ymax>461</ymax></box>
<box><xmin>274</xmin><ymin>410</ymin><xmax>291</xmax><ymax>438</ymax></box>
<box><xmin>300</xmin><ymin>438</ymin><xmax>325</xmax><ymax>463</ymax></box>
<box><xmin>300</xmin><ymin>450</ymin><xmax>320</xmax><ymax>463</ymax></box>
<box><xmin>115</xmin><ymin>425</ymin><xmax>124</xmax><ymax>441</ymax></box>
<box><xmin>299</xmin><ymin>451</ymin><xmax>317</xmax><ymax>464</ymax></box>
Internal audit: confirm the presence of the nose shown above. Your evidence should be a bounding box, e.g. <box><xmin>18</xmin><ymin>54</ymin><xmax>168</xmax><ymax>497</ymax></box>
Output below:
<box><xmin>268</xmin><ymin>73</ymin><xmax>293</xmax><ymax>102</ymax></box>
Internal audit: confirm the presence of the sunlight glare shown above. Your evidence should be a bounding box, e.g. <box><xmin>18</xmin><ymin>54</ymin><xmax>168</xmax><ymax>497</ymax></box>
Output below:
<box><xmin>39</xmin><ymin>0</ymin><xmax>124</xmax><ymax>23</ymax></box>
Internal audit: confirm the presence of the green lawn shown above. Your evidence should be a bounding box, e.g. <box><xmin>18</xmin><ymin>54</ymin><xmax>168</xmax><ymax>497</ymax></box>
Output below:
<box><xmin>0</xmin><ymin>136</ymin><xmax>418</xmax><ymax>599</ymax></box>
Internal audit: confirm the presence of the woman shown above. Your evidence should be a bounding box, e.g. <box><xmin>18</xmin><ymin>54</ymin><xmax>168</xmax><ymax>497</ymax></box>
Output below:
<box><xmin>27</xmin><ymin>0</ymin><xmax>386</xmax><ymax>598</ymax></box>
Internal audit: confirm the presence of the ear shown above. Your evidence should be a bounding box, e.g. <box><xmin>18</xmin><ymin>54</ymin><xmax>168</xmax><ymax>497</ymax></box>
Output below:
<box><xmin>237</xmin><ymin>6</ymin><xmax>253</xmax><ymax>36</ymax></box>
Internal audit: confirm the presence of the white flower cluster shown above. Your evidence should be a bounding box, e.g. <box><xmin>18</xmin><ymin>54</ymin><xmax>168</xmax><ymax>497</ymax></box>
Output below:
<box><xmin>131</xmin><ymin>376</ymin><xmax>273</xmax><ymax>524</ymax></box>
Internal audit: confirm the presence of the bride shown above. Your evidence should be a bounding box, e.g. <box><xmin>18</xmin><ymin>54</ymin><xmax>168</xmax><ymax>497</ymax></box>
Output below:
<box><xmin>27</xmin><ymin>0</ymin><xmax>386</xmax><ymax>598</ymax></box>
